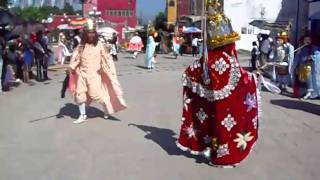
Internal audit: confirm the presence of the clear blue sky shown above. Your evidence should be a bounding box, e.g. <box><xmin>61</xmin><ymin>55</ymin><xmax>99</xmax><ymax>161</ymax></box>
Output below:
<box><xmin>137</xmin><ymin>0</ymin><xmax>166</xmax><ymax>21</ymax></box>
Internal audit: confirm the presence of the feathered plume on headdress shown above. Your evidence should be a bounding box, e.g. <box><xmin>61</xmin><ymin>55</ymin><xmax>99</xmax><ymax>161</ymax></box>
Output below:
<box><xmin>84</xmin><ymin>18</ymin><xmax>96</xmax><ymax>31</ymax></box>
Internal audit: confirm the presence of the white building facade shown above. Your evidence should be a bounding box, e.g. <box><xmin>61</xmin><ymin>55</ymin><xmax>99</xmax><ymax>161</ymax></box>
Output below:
<box><xmin>224</xmin><ymin>0</ymin><xmax>309</xmax><ymax>50</ymax></box>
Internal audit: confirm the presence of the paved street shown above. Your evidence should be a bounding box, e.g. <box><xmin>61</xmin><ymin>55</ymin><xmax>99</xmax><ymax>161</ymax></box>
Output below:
<box><xmin>0</xmin><ymin>52</ymin><xmax>320</xmax><ymax>180</ymax></box>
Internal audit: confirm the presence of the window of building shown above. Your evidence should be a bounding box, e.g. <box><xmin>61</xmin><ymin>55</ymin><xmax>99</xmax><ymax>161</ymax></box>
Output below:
<box><xmin>190</xmin><ymin>0</ymin><xmax>195</xmax><ymax>15</ymax></box>
<box><xmin>105</xmin><ymin>9</ymin><xmax>134</xmax><ymax>17</ymax></box>
<box><xmin>241</xmin><ymin>27</ymin><xmax>247</xmax><ymax>34</ymax></box>
<box><xmin>121</xmin><ymin>10</ymin><xmax>126</xmax><ymax>16</ymax></box>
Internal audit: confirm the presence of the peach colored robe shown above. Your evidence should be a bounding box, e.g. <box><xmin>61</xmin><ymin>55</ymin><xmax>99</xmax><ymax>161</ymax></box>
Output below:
<box><xmin>69</xmin><ymin>41</ymin><xmax>127</xmax><ymax>114</ymax></box>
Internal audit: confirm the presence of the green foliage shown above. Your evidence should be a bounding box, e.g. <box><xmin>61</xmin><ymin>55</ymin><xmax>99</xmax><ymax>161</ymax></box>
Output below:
<box><xmin>14</xmin><ymin>7</ymin><xmax>46</xmax><ymax>22</ymax></box>
<box><xmin>13</xmin><ymin>5</ymin><xmax>78</xmax><ymax>23</ymax></box>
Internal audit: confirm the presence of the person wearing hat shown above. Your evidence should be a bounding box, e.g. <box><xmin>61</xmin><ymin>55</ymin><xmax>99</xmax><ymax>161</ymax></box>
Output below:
<box><xmin>145</xmin><ymin>26</ymin><xmax>157</xmax><ymax>69</ymax></box>
<box><xmin>293</xmin><ymin>34</ymin><xmax>320</xmax><ymax>99</ymax></box>
<box><xmin>176</xmin><ymin>0</ymin><xmax>259</xmax><ymax>168</ymax></box>
<box><xmin>274</xmin><ymin>31</ymin><xmax>291</xmax><ymax>92</ymax></box>
<box><xmin>68</xmin><ymin>19</ymin><xmax>127</xmax><ymax>124</ymax></box>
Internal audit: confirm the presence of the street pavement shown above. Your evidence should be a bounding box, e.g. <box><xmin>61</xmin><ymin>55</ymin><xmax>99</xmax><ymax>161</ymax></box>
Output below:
<box><xmin>0</xmin><ymin>52</ymin><xmax>320</xmax><ymax>180</ymax></box>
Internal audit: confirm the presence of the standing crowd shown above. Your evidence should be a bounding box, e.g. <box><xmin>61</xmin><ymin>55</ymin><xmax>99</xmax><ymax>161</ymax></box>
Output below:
<box><xmin>0</xmin><ymin>30</ymin><xmax>53</xmax><ymax>92</ymax></box>
<box><xmin>250</xmin><ymin>32</ymin><xmax>320</xmax><ymax>100</ymax></box>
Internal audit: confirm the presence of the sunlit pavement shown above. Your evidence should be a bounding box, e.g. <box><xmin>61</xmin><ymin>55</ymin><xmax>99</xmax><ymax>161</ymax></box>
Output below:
<box><xmin>0</xmin><ymin>52</ymin><xmax>319</xmax><ymax>180</ymax></box>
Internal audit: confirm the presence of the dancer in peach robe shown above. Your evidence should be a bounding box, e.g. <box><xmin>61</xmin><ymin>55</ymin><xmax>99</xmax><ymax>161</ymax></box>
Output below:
<box><xmin>69</xmin><ymin>19</ymin><xmax>127</xmax><ymax>124</ymax></box>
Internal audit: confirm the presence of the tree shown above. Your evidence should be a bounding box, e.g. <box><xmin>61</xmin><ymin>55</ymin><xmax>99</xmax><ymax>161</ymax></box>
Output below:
<box><xmin>63</xmin><ymin>2</ymin><xmax>75</xmax><ymax>15</ymax></box>
<box><xmin>15</xmin><ymin>7</ymin><xmax>46</xmax><ymax>22</ymax></box>
<box><xmin>0</xmin><ymin>0</ymin><xmax>9</xmax><ymax>8</ymax></box>
<box><xmin>154</xmin><ymin>12</ymin><xmax>167</xmax><ymax>30</ymax></box>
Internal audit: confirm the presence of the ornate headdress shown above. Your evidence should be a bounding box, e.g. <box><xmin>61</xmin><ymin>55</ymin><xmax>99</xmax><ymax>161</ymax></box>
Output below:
<box><xmin>147</xmin><ymin>24</ymin><xmax>155</xmax><ymax>35</ymax></box>
<box><xmin>277</xmin><ymin>30</ymin><xmax>289</xmax><ymax>42</ymax></box>
<box><xmin>206</xmin><ymin>0</ymin><xmax>240</xmax><ymax>49</ymax></box>
<box><xmin>84</xmin><ymin>18</ymin><xmax>96</xmax><ymax>31</ymax></box>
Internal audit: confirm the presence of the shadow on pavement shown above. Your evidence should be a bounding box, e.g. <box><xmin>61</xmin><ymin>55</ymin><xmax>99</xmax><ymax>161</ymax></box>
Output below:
<box><xmin>135</xmin><ymin>65</ymin><xmax>149</xmax><ymax>70</ymax></box>
<box><xmin>29</xmin><ymin>114</ymin><xmax>58</xmax><ymax>123</ymax></box>
<box><xmin>128</xmin><ymin>123</ymin><xmax>209</xmax><ymax>165</ymax></box>
<box><xmin>270</xmin><ymin>99</ymin><xmax>320</xmax><ymax>116</ymax></box>
<box><xmin>163</xmin><ymin>56</ymin><xmax>177</xmax><ymax>59</ymax></box>
<box><xmin>56</xmin><ymin>103</ymin><xmax>121</xmax><ymax>121</ymax></box>
<box><xmin>123</xmin><ymin>56</ymin><xmax>134</xmax><ymax>59</ymax></box>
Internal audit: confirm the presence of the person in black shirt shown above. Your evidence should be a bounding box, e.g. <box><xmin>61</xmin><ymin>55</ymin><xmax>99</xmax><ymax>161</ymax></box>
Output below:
<box><xmin>33</xmin><ymin>31</ymin><xmax>51</xmax><ymax>81</ymax></box>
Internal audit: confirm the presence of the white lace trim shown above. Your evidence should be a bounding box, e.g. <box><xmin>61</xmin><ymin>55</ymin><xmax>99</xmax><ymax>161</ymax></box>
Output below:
<box><xmin>176</xmin><ymin>141</ymin><xmax>203</xmax><ymax>155</ymax></box>
<box><xmin>182</xmin><ymin>53</ymin><xmax>241</xmax><ymax>102</ymax></box>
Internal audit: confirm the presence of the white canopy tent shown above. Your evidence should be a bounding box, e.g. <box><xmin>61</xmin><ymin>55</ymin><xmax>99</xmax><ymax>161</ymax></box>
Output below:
<box><xmin>97</xmin><ymin>27</ymin><xmax>118</xmax><ymax>40</ymax></box>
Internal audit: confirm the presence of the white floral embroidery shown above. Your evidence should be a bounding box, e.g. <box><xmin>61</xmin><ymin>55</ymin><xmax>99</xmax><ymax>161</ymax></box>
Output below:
<box><xmin>244</xmin><ymin>93</ymin><xmax>257</xmax><ymax>112</ymax></box>
<box><xmin>233</xmin><ymin>132</ymin><xmax>254</xmax><ymax>150</ymax></box>
<box><xmin>203</xmin><ymin>147</ymin><xmax>211</xmax><ymax>159</ymax></box>
<box><xmin>196</xmin><ymin>108</ymin><xmax>208</xmax><ymax>122</ymax></box>
<box><xmin>221</xmin><ymin>114</ymin><xmax>237</xmax><ymax>131</ymax></box>
<box><xmin>252</xmin><ymin>116</ymin><xmax>258</xmax><ymax>129</ymax></box>
<box><xmin>182</xmin><ymin>73</ymin><xmax>188</xmax><ymax>86</ymax></box>
<box><xmin>217</xmin><ymin>143</ymin><xmax>230</xmax><ymax>158</ymax></box>
<box><xmin>190</xmin><ymin>60</ymin><xmax>201</xmax><ymax>71</ymax></box>
<box><xmin>182</xmin><ymin>53</ymin><xmax>241</xmax><ymax>102</ymax></box>
<box><xmin>184</xmin><ymin>123</ymin><xmax>199</xmax><ymax>139</ymax></box>
<box><xmin>211</xmin><ymin>57</ymin><xmax>230</xmax><ymax>75</ymax></box>
<box><xmin>183</xmin><ymin>93</ymin><xmax>191</xmax><ymax>111</ymax></box>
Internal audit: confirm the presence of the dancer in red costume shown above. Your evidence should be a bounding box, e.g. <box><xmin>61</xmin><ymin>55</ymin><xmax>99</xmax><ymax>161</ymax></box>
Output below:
<box><xmin>176</xmin><ymin>0</ymin><xmax>260</xmax><ymax>168</ymax></box>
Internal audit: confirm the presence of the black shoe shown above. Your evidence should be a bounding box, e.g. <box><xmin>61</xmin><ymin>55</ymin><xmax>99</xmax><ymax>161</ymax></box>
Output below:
<box><xmin>44</xmin><ymin>77</ymin><xmax>51</xmax><ymax>81</ymax></box>
<box><xmin>61</xmin><ymin>91</ymin><xmax>66</xmax><ymax>98</ymax></box>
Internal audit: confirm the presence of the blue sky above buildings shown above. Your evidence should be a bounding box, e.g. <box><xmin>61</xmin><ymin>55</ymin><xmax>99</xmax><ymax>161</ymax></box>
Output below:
<box><xmin>137</xmin><ymin>0</ymin><xmax>166</xmax><ymax>21</ymax></box>
<box><xmin>11</xmin><ymin>0</ymin><xmax>166</xmax><ymax>21</ymax></box>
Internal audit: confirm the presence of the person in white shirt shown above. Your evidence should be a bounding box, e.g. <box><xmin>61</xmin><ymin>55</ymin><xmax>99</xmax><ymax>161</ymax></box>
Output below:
<box><xmin>192</xmin><ymin>36</ymin><xmax>199</xmax><ymax>57</ymax></box>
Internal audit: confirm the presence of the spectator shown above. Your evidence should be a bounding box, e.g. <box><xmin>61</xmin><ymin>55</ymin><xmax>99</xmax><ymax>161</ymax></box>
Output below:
<box><xmin>251</xmin><ymin>41</ymin><xmax>259</xmax><ymax>71</ymax></box>
<box><xmin>108</xmin><ymin>32</ymin><xmax>118</xmax><ymax>61</ymax></box>
<box><xmin>57</xmin><ymin>33</ymin><xmax>71</xmax><ymax>65</ymax></box>
<box><xmin>72</xmin><ymin>29</ymin><xmax>81</xmax><ymax>49</ymax></box>
<box><xmin>259</xmin><ymin>35</ymin><xmax>273</xmax><ymax>67</ymax></box>
<box><xmin>33</xmin><ymin>31</ymin><xmax>50</xmax><ymax>81</ymax></box>
<box><xmin>6</xmin><ymin>41</ymin><xmax>21</xmax><ymax>83</ymax></box>
<box><xmin>192</xmin><ymin>35</ymin><xmax>199</xmax><ymax>57</ymax></box>
<box><xmin>22</xmin><ymin>42</ymin><xmax>33</xmax><ymax>83</ymax></box>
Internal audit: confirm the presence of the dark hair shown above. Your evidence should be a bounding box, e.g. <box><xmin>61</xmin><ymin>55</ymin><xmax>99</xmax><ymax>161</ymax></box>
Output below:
<box><xmin>80</xmin><ymin>30</ymin><xmax>99</xmax><ymax>46</ymax></box>
<box><xmin>252</xmin><ymin>41</ymin><xmax>257</xmax><ymax>46</ymax></box>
